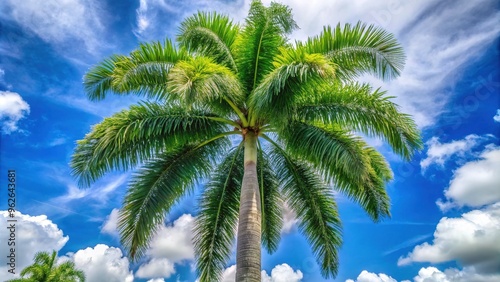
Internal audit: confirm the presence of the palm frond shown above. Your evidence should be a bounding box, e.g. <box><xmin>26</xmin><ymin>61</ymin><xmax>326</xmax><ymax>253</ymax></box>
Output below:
<box><xmin>84</xmin><ymin>39</ymin><xmax>189</xmax><ymax>101</ymax></box>
<box><xmin>71</xmin><ymin>102</ymin><xmax>231</xmax><ymax>187</ymax></box>
<box><xmin>83</xmin><ymin>54</ymin><xmax>125</xmax><ymax>101</ymax></box>
<box><xmin>268</xmin><ymin>143</ymin><xmax>342</xmax><ymax>278</ymax></box>
<box><xmin>249</xmin><ymin>46</ymin><xmax>334</xmax><ymax>124</ymax></box>
<box><xmin>234</xmin><ymin>0</ymin><xmax>298</xmax><ymax>93</ymax></box>
<box><xmin>276</xmin><ymin>122</ymin><xmax>391</xmax><ymax>220</ymax></box>
<box><xmin>303</xmin><ymin>22</ymin><xmax>405</xmax><ymax>81</ymax></box>
<box><xmin>177</xmin><ymin>11</ymin><xmax>239</xmax><ymax>71</ymax></box>
<box><xmin>119</xmin><ymin>138</ymin><xmax>229</xmax><ymax>261</ymax></box>
<box><xmin>194</xmin><ymin>145</ymin><xmax>244</xmax><ymax>282</ymax></box>
<box><xmin>295</xmin><ymin>82</ymin><xmax>422</xmax><ymax>159</ymax></box>
<box><xmin>167</xmin><ymin>56</ymin><xmax>245</xmax><ymax>112</ymax></box>
<box><xmin>257</xmin><ymin>145</ymin><xmax>282</xmax><ymax>253</ymax></box>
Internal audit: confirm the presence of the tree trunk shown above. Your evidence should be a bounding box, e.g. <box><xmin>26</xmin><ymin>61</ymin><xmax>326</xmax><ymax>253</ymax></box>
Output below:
<box><xmin>235</xmin><ymin>131</ymin><xmax>261</xmax><ymax>282</ymax></box>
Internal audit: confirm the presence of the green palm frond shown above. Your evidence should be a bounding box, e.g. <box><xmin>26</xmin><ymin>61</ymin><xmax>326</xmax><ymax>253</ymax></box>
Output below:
<box><xmin>84</xmin><ymin>39</ymin><xmax>189</xmax><ymax>101</ymax></box>
<box><xmin>167</xmin><ymin>56</ymin><xmax>245</xmax><ymax>112</ymax></box>
<box><xmin>194</xmin><ymin>145</ymin><xmax>244</xmax><ymax>282</ymax></box>
<box><xmin>249</xmin><ymin>47</ymin><xmax>334</xmax><ymax>124</ymax></box>
<box><xmin>279</xmin><ymin>121</ymin><xmax>368</xmax><ymax>182</ymax></box>
<box><xmin>119</xmin><ymin>138</ymin><xmax>229</xmax><ymax>261</ymax></box>
<box><xmin>295</xmin><ymin>82</ymin><xmax>422</xmax><ymax>159</ymax></box>
<box><xmin>268</xmin><ymin>143</ymin><xmax>342</xmax><ymax>278</ymax></box>
<box><xmin>234</xmin><ymin>0</ymin><xmax>298</xmax><ymax>93</ymax></box>
<box><xmin>257</xmin><ymin>145</ymin><xmax>282</xmax><ymax>253</ymax></box>
<box><xmin>177</xmin><ymin>11</ymin><xmax>239</xmax><ymax>71</ymax></box>
<box><xmin>71</xmin><ymin>102</ymin><xmax>231</xmax><ymax>187</ymax></box>
<box><xmin>277</xmin><ymin>122</ymin><xmax>391</xmax><ymax>220</ymax></box>
<box><xmin>83</xmin><ymin>54</ymin><xmax>125</xmax><ymax>101</ymax></box>
<box><xmin>304</xmin><ymin>22</ymin><xmax>405</xmax><ymax>81</ymax></box>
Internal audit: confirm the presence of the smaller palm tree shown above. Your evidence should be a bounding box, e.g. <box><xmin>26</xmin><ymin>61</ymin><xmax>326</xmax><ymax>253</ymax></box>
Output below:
<box><xmin>6</xmin><ymin>250</ymin><xmax>85</xmax><ymax>282</ymax></box>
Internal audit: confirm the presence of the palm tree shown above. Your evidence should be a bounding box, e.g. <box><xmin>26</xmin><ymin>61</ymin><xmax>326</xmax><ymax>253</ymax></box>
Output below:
<box><xmin>71</xmin><ymin>1</ymin><xmax>421</xmax><ymax>281</ymax></box>
<box><xmin>7</xmin><ymin>250</ymin><xmax>85</xmax><ymax>282</ymax></box>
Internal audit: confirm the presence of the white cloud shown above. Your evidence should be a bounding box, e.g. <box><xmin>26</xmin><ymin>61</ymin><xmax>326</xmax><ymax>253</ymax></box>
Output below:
<box><xmin>147</xmin><ymin>213</ymin><xmax>195</xmax><ymax>263</ymax></box>
<box><xmin>437</xmin><ymin>147</ymin><xmax>500</xmax><ymax>210</ymax></box>
<box><xmin>101</xmin><ymin>208</ymin><xmax>120</xmax><ymax>236</ymax></box>
<box><xmin>262</xmin><ymin>264</ymin><xmax>303</xmax><ymax>282</ymax></box>
<box><xmin>0</xmin><ymin>0</ymin><xmax>107</xmax><ymax>54</ymax></box>
<box><xmin>413</xmin><ymin>267</ymin><xmax>448</xmax><ymax>282</ymax></box>
<box><xmin>398</xmin><ymin>203</ymin><xmax>500</xmax><ymax>273</ymax></box>
<box><xmin>420</xmin><ymin>134</ymin><xmax>493</xmax><ymax>170</ymax></box>
<box><xmin>348</xmin><ymin>267</ymin><xmax>500</xmax><ymax>282</ymax></box>
<box><xmin>147</xmin><ymin>279</ymin><xmax>166</xmax><ymax>282</ymax></box>
<box><xmin>136</xmin><ymin>258</ymin><xmax>176</xmax><ymax>279</ymax></box>
<box><xmin>0</xmin><ymin>91</ymin><xmax>30</xmax><ymax>134</ymax></box>
<box><xmin>221</xmin><ymin>264</ymin><xmax>303</xmax><ymax>282</ymax></box>
<box><xmin>0</xmin><ymin>211</ymin><xmax>69</xmax><ymax>279</ymax></box>
<box><xmin>345</xmin><ymin>270</ymin><xmax>397</xmax><ymax>282</ymax></box>
<box><xmin>413</xmin><ymin>266</ymin><xmax>500</xmax><ymax>282</ymax></box>
<box><xmin>494</xmin><ymin>109</ymin><xmax>500</xmax><ymax>123</ymax></box>
<box><xmin>221</xmin><ymin>265</ymin><xmax>237</xmax><ymax>282</ymax></box>
<box><xmin>102</xmin><ymin>212</ymin><xmax>196</xmax><ymax>279</ymax></box>
<box><xmin>67</xmin><ymin>244</ymin><xmax>134</xmax><ymax>282</ymax></box>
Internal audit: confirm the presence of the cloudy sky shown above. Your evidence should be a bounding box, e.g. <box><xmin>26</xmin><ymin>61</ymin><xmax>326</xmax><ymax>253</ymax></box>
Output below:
<box><xmin>0</xmin><ymin>0</ymin><xmax>499</xmax><ymax>281</ymax></box>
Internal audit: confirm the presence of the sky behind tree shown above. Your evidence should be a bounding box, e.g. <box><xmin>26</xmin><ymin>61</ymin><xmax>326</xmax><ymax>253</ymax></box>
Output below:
<box><xmin>1</xmin><ymin>0</ymin><xmax>499</xmax><ymax>281</ymax></box>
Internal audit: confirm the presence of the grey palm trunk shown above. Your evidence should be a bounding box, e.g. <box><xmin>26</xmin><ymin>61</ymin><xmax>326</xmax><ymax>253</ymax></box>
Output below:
<box><xmin>236</xmin><ymin>130</ymin><xmax>262</xmax><ymax>282</ymax></box>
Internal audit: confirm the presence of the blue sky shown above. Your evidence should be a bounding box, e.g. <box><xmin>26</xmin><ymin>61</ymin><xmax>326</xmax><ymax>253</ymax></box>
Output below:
<box><xmin>0</xmin><ymin>0</ymin><xmax>499</xmax><ymax>281</ymax></box>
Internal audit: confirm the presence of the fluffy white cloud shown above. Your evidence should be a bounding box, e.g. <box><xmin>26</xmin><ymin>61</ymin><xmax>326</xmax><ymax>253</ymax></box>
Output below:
<box><xmin>147</xmin><ymin>213</ymin><xmax>195</xmax><ymax>262</ymax></box>
<box><xmin>494</xmin><ymin>109</ymin><xmax>500</xmax><ymax>123</ymax></box>
<box><xmin>102</xmin><ymin>212</ymin><xmax>196</xmax><ymax>279</ymax></box>
<box><xmin>221</xmin><ymin>264</ymin><xmax>303</xmax><ymax>282</ymax></box>
<box><xmin>147</xmin><ymin>279</ymin><xmax>166</xmax><ymax>282</ymax></box>
<box><xmin>420</xmin><ymin>134</ymin><xmax>492</xmax><ymax>170</ymax></box>
<box><xmin>262</xmin><ymin>263</ymin><xmax>303</xmax><ymax>282</ymax></box>
<box><xmin>136</xmin><ymin>258</ymin><xmax>175</xmax><ymax>279</ymax></box>
<box><xmin>67</xmin><ymin>244</ymin><xmax>133</xmax><ymax>282</ymax></box>
<box><xmin>345</xmin><ymin>270</ymin><xmax>398</xmax><ymax>282</ymax></box>
<box><xmin>437</xmin><ymin>147</ymin><xmax>500</xmax><ymax>210</ymax></box>
<box><xmin>413</xmin><ymin>267</ymin><xmax>448</xmax><ymax>282</ymax></box>
<box><xmin>0</xmin><ymin>211</ymin><xmax>68</xmax><ymax>279</ymax></box>
<box><xmin>413</xmin><ymin>266</ymin><xmax>500</xmax><ymax>282</ymax></box>
<box><xmin>348</xmin><ymin>267</ymin><xmax>500</xmax><ymax>282</ymax></box>
<box><xmin>398</xmin><ymin>203</ymin><xmax>500</xmax><ymax>273</ymax></box>
<box><xmin>0</xmin><ymin>0</ymin><xmax>106</xmax><ymax>54</ymax></box>
<box><xmin>221</xmin><ymin>265</ymin><xmax>237</xmax><ymax>282</ymax></box>
<box><xmin>0</xmin><ymin>91</ymin><xmax>30</xmax><ymax>134</ymax></box>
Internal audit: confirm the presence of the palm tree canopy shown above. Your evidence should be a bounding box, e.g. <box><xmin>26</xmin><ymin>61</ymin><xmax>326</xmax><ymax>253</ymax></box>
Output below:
<box><xmin>7</xmin><ymin>250</ymin><xmax>85</xmax><ymax>282</ymax></box>
<box><xmin>71</xmin><ymin>0</ymin><xmax>421</xmax><ymax>280</ymax></box>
